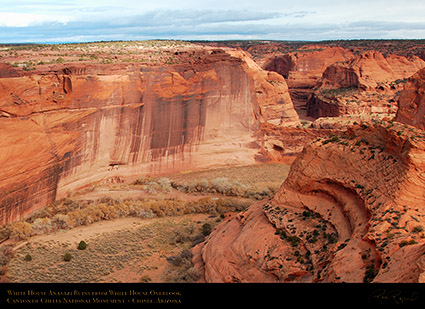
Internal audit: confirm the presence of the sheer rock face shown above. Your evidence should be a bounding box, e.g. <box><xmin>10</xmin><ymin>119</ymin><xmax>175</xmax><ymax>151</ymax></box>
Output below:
<box><xmin>318</xmin><ymin>51</ymin><xmax>425</xmax><ymax>90</ymax></box>
<box><xmin>0</xmin><ymin>50</ymin><xmax>299</xmax><ymax>225</ymax></box>
<box><xmin>307</xmin><ymin>51</ymin><xmax>425</xmax><ymax>118</ymax></box>
<box><xmin>193</xmin><ymin>122</ymin><xmax>425</xmax><ymax>283</ymax></box>
<box><xmin>263</xmin><ymin>46</ymin><xmax>353</xmax><ymax>88</ymax></box>
<box><xmin>263</xmin><ymin>46</ymin><xmax>354</xmax><ymax>119</ymax></box>
<box><xmin>396</xmin><ymin>67</ymin><xmax>425</xmax><ymax>131</ymax></box>
<box><xmin>227</xmin><ymin>50</ymin><xmax>300</xmax><ymax>127</ymax></box>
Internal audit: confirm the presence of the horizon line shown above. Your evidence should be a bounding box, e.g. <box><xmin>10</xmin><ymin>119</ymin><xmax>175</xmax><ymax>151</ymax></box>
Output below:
<box><xmin>1</xmin><ymin>38</ymin><xmax>425</xmax><ymax>45</ymax></box>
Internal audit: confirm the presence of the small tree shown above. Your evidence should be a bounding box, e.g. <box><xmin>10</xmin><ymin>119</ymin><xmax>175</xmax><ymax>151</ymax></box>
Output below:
<box><xmin>201</xmin><ymin>223</ymin><xmax>212</xmax><ymax>236</ymax></box>
<box><xmin>63</xmin><ymin>253</ymin><xmax>72</xmax><ymax>262</ymax></box>
<box><xmin>77</xmin><ymin>241</ymin><xmax>87</xmax><ymax>250</ymax></box>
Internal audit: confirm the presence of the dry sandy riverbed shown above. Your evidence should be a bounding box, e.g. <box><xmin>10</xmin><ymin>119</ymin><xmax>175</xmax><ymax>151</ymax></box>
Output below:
<box><xmin>7</xmin><ymin>214</ymin><xmax>212</xmax><ymax>283</ymax></box>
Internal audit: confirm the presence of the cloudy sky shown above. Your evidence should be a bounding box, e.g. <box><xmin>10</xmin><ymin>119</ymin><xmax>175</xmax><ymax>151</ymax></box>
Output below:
<box><xmin>0</xmin><ymin>0</ymin><xmax>424</xmax><ymax>43</ymax></box>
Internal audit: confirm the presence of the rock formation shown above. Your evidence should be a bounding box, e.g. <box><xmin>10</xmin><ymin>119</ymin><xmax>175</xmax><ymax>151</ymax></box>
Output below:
<box><xmin>264</xmin><ymin>46</ymin><xmax>353</xmax><ymax>87</ymax></box>
<box><xmin>396</xmin><ymin>67</ymin><xmax>425</xmax><ymax>130</ymax></box>
<box><xmin>228</xmin><ymin>49</ymin><xmax>299</xmax><ymax>126</ymax></box>
<box><xmin>307</xmin><ymin>51</ymin><xmax>425</xmax><ymax>118</ymax></box>
<box><xmin>193</xmin><ymin>121</ymin><xmax>425</xmax><ymax>282</ymax></box>
<box><xmin>256</xmin><ymin>123</ymin><xmax>339</xmax><ymax>164</ymax></box>
<box><xmin>263</xmin><ymin>46</ymin><xmax>354</xmax><ymax>119</ymax></box>
<box><xmin>0</xmin><ymin>49</ymin><xmax>299</xmax><ymax>225</ymax></box>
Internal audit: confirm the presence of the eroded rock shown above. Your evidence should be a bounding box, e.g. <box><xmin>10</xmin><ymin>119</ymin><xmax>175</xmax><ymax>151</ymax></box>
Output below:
<box><xmin>193</xmin><ymin>121</ymin><xmax>425</xmax><ymax>282</ymax></box>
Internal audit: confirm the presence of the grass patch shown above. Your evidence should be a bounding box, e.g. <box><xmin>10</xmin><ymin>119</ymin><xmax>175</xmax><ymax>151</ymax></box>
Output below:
<box><xmin>6</xmin><ymin>214</ymin><xmax>214</xmax><ymax>283</ymax></box>
<box><xmin>167</xmin><ymin>163</ymin><xmax>290</xmax><ymax>200</ymax></box>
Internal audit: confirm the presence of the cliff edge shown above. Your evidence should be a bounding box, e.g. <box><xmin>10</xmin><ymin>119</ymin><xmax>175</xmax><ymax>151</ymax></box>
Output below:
<box><xmin>193</xmin><ymin>120</ymin><xmax>425</xmax><ymax>282</ymax></box>
<box><xmin>0</xmin><ymin>48</ymin><xmax>299</xmax><ymax>225</ymax></box>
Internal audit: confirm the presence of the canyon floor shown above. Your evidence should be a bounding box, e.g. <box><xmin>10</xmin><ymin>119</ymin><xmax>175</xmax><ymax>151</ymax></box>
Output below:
<box><xmin>2</xmin><ymin>163</ymin><xmax>290</xmax><ymax>283</ymax></box>
<box><xmin>1</xmin><ymin>40</ymin><xmax>425</xmax><ymax>284</ymax></box>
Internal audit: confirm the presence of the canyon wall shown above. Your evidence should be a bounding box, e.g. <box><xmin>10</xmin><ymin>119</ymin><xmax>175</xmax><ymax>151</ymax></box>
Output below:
<box><xmin>193</xmin><ymin>121</ymin><xmax>425</xmax><ymax>282</ymax></box>
<box><xmin>307</xmin><ymin>51</ymin><xmax>425</xmax><ymax>118</ymax></box>
<box><xmin>0</xmin><ymin>50</ymin><xmax>299</xmax><ymax>225</ymax></box>
<box><xmin>263</xmin><ymin>47</ymin><xmax>425</xmax><ymax>120</ymax></box>
<box><xmin>396</xmin><ymin>67</ymin><xmax>425</xmax><ymax>130</ymax></box>
<box><xmin>263</xmin><ymin>47</ymin><xmax>354</xmax><ymax>118</ymax></box>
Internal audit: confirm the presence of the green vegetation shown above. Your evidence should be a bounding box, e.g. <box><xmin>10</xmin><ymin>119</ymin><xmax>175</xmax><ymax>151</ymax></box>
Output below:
<box><xmin>363</xmin><ymin>263</ymin><xmax>378</xmax><ymax>283</ymax></box>
<box><xmin>399</xmin><ymin>239</ymin><xmax>417</xmax><ymax>247</ymax></box>
<box><xmin>63</xmin><ymin>253</ymin><xmax>72</xmax><ymax>262</ymax></box>
<box><xmin>322</xmin><ymin>134</ymin><xmax>340</xmax><ymax>144</ymax></box>
<box><xmin>413</xmin><ymin>226</ymin><xmax>424</xmax><ymax>233</ymax></box>
<box><xmin>6</xmin><ymin>196</ymin><xmax>251</xmax><ymax>240</ymax></box>
<box><xmin>5</xmin><ymin>215</ymin><xmax>212</xmax><ymax>283</ymax></box>
<box><xmin>318</xmin><ymin>86</ymin><xmax>359</xmax><ymax>99</ymax></box>
<box><xmin>77</xmin><ymin>241</ymin><xmax>87</xmax><ymax>250</ymax></box>
<box><xmin>201</xmin><ymin>223</ymin><xmax>212</xmax><ymax>236</ymax></box>
<box><xmin>3</xmin><ymin>163</ymin><xmax>289</xmax><ymax>241</ymax></box>
<box><xmin>23</xmin><ymin>254</ymin><xmax>32</xmax><ymax>262</ymax></box>
<box><xmin>1</xmin><ymin>163</ymin><xmax>291</xmax><ymax>282</ymax></box>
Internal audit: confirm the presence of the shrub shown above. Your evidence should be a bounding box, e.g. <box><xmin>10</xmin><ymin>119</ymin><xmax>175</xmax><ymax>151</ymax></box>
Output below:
<box><xmin>413</xmin><ymin>226</ymin><xmax>424</xmax><ymax>233</ymax></box>
<box><xmin>24</xmin><ymin>254</ymin><xmax>32</xmax><ymax>261</ymax></box>
<box><xmin>398</xmin><ymin>237</ymin><xmax>415</xmax><ymax>248</ymax></box>
<box><xmin>287</xmin><ymin>235</ymin><xmax>301</xmax><ymax>247</ymax></box>
<box><xmin>9</xmin><ymin>222</ymin><xmax>32</xmax><ymax>240</ymax></box>
<box><xmin>0</xmin><ymin>265</ymin><xmax>7</xmax><ymax>276</ymax></box>
<box><xmin>31</xmin><ymin>217</ymin><xmax>54</xmax><ymax>235</ymax></box>
<box><xmin>0</xmin><ymin>246</ymin><xmax>14</xmax><ymax>266</ymax></box>
<box><xmin>63</xmin><ymin>253</ymin><xmax>72</xmax><ymax>262</ymax></box>
<box><xmin>363</xmin><ymin>264</ymin><xmax>378</xmax><ymax>283</ymax></box>
<box><xmin>77</xmin><ymin>241</ymin><xmax>87</xmax><ymax>250</ymax></box>
<box><xmin>210</xmin><ymin>177</ymin><xmax>233</xmax><ymax>194</ymax></box>
<box><xmin>165</xmin><ymin>249</ymin><xmax>200</xmax><ymax>283</ymax></box>
<box><xmin>323</xmin><ymin>135</ymin><xmax>340</xmax><ymax>144</ymax></box>
<box><xmin>170</xmin><ymin>224</ymin><xmax>197</xmax><ymax>245</ymax></box>
<box><xmin>51</xmin><ymin>214</ymin><xmax>71</xmax><ymax>230</ymax></box>
<box><xmin>158</xmin><ymin>177</ymin><xmax>172</xmax><ymax>192</ymax></box>
<box><xmin>201</xmin><ymin>223</ymin><xmax>212</xmax><ymax>236</ymax></box>
<box><xmin>140</xmin><ymin>275</ymin><xmax>152</xmax><ymax>283</ymax></box>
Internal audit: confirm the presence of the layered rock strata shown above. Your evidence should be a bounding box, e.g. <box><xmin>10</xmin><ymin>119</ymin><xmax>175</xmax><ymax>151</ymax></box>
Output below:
<box><xmin>193</xmin><ymin>121</ymin><xmax>425</xmax><ymax>282</ymax></box>
<box><xmin>263</xmin><ymin>46</ymin><xmax>354</xmax><ymax>118</ymax></box>
<box><xmin>396</xmin><ymin>67</ymin><xmax>425</xmax><ymax>130</ymax></box>
<box><xmin>307</xmin><ymin>51</ymin><xmax>425</xmax><ymax>118</ymax></box>
<box><xmin>0</xmin><ymin>50</ymin><xmax>299</xmax><ymax>225</ymax></box>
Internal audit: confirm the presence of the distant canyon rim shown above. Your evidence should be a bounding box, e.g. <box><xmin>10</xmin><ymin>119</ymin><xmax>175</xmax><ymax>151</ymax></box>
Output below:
<box><xmin>1</xmin><ymin>39</ymin><xmax>425</xmax><ymax>283</ymax></box>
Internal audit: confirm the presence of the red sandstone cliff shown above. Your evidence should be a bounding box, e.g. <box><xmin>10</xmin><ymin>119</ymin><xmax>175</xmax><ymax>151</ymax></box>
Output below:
<box><xmin>0</xmin><ymin>49</ymin><xmax>299</xmax><ymax>225</ymax></box>
<box><xmin>307</xmin><ymin>51</ymin><xmax>425</xmax><ymax>118</ymax></box>
<box><xmin>396</xmin><ymin>67</ymin><xmax>425</xmax><ymax>130</ymax></box>
<box><xmin>228</xmin><ymin>50</ymin><xmax>299</xmax><ymax>127</ymax></box>
<box><xmin>193</xmin><ymin>121</ymin><xmax>425</xmax><ymax>282</ymax></box>
<box><xmin>263</xmin><ymin>46</ymin><xmax>354</xmax><ymax>119</ymax></box>
<box><xmin>263</xmin><ymin>46</ymin><xmax>353</xmax><ymax>88</ymax></box>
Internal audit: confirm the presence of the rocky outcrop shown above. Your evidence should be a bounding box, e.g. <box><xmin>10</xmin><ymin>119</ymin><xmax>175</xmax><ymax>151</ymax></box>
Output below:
<box><xmin>396</xmin><ymin>67</ymin><xmax>425</xmax><ymax>130</ymax></box>
<box><xmin>193</xmin><ymin>121</ymin><xmax>425</xmax><ymax>282</ymax></box>
<box><xmin>318</xmin><ymin>51</ymin><xmax>425</xmax><ymax>90</ymax></box>
<box><xmin>256</xmin><ymin>123</ymin><xmax>339</xmax><ymax>164</ymax></box>
<box><xmin>307</xmin><ymin>51</ymin><xmax>425</xmax><ymax>118</ymax></box>
<box><xmin>263</xmin><ymin>46</ymin><xmax>354</xmax><ymax>119</ymax></box>
<box><xmin>228</xmin><ymin>50</ymin><xmax>299</xmax><ymax>126</ymax></box>
<box><xmin>264</xmin><ymin>46</ymin><xmax>353</xmax><ymax>89</ymax></box>
<box><xmin>0</xmin><ymin>49</ymin><xmax>299</xmax><ymax>225</ymax></box>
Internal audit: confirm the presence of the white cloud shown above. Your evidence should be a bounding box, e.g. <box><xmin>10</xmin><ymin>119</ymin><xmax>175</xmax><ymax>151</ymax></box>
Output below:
<box><xmin>0</xmin><ymin>12</ymin><xmax>72</xmax><ymax>27</ymax></box>
<box><xmin>0</xmin><ymin>1</ymin><xmax>424</xmax><ymax>42</ymax></box>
